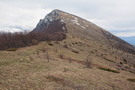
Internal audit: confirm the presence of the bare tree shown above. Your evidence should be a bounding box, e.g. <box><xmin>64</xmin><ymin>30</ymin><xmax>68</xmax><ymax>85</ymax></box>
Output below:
<box><xmin>68</xmin><ymin>57</ymin><xmax>72</xmax><ymax>63</ymax></box>
<box><xmin>42</xmin><ymin>44</ymin><xmax>46</xmax><ymax>53</ymax></box>
<box><xmin>36</xmin><ymin>49</ymin><xmax>39</xmax><ymax>55</ymax></box>
<box><xmin>0</xmin><ymin>31</ymin><xmax>66</xmax><ymax>50</ymax></box>
<box><xmin>55</xmin><ymin>47</ymin><xmax>58</xmax><ymax>53</ymax></box>
<box><xmin>46</xmin><ymin>48</ymin><xmax>50</xmax><ymax>63</ymax></box>
<box><xmin>86</xmin><ymin>55</ymin><xmax>92</xmax><ymax>68</ymax></box>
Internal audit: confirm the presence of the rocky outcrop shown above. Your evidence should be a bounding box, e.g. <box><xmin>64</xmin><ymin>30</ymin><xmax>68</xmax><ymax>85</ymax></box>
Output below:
<box><xmin>33</xmin><ymin>9</ymin><xmax>67</xmax><ymax>33</ymax></box>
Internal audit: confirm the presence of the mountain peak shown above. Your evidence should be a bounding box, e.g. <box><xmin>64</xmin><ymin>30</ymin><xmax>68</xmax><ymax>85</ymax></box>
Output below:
<box><xmin>33</xmin><ymin>9</ymin><xmax>67</xmax><ymax>33</ymax></box>
<box><xmin>51</xmin><ymin>9</ymin><xmax>62</xmax><ymax>12</ymax></box>
<box><xmin>33</xmin><ymin>9</ymin><xmax>135</xmax><ymax>54</ymax></box>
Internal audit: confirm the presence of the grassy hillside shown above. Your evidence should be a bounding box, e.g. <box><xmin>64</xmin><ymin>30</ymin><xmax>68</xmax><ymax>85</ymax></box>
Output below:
<box><xmin>0</xmin><ymin>34</ymin><xmax>135</xmax><ymax>90</ymax></box>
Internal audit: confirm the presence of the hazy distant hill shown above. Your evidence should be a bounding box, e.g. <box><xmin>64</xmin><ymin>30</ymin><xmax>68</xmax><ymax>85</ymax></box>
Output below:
<box><xmin>120</xmin><ymin>36</ymin><xmax>135</xmax><ymax>46</ymax></box>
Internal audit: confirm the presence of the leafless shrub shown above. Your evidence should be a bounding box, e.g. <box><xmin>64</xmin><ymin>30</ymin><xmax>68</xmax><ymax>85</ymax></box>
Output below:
<box><xmin>36</xmin><ymin>49</ymin><xmax>39</xmax><ymax>55</ymax></box>
<box><xmin>32</xmin><ymin>39</ymin><xmax>39</xmax><ymax>45</ymax></box>
<box><xmin>63</xmin><ymin>68</ymin><xmax>68</xmax><ymax>72</ymax></box>
<box><xmin>85</xmin><ymin>55</ymin><xmax>92</xmax><ymax>68</ymax></box>
<box><xmin>46</xmin><ymin>49</ymin><xmax>50</xmax><ymax>63</ymax></box>
<box><xmin>55</xmin><ymin>47</ymin><xmax>58</xmax><ymax>52</ymax></box>
<box><xmin>68</xmin><ymin>57</ymin><xmax>72</xmax><ymax>63</ymax></box>
<box><xmin>59</xmin><ymin>55</ymin><xmax>64</xmax><ymax>59</ymax></box>
<box><xmin>55</xmin><ymin>41</ymin><xmax>59</xmax><ymax>44</ymax></box>
<box><xmin>29</xmin><ymin>56</ymin><xmax>34</xmax><ymax>61</ymax></box>
<box><xmin>42</xmin><ymin>45</ymin><xmax>47</xmax><ymax>53</ymax></box>
<box><xmin>63</xmin><ymin>44</ymin><xmax>68</xmax><ymax>48</ymax></box>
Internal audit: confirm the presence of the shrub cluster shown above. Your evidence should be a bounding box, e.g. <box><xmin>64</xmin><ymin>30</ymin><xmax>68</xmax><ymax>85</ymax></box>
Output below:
<box><xmin>0</xmin><ymin>31</ymin><xmax>66</xmax><ymax>50</ymax></box>
<box><xmin>98</xmin><ymin>67</ymin><xmax>120</xmax><ymax>73</ymax></box>
<box><xmin>127</xmin><ymin>79</ymin><xmax>135</xmax><ymax>82</ymax></box>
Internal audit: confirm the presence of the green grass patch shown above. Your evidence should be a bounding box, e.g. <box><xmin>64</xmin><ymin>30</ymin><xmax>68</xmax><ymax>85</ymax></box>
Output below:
<box><xmin>0</xmin><ymin>59</ymin><xmax>18</xmax><ymax>67</ymax></box>
<box><xmin>98</xmin><ymin>67</ymin><xmax>120</xmax><ymax>73</ymax></box>
<box><xmin>6</xmin><ymin>48</ymin><xmax>17</xmax><ymax>51</ymax></box>
<box><xmin>127</xmin><ymin>79</ymin><xmax>135</xmax><ymax>82</ymax></box>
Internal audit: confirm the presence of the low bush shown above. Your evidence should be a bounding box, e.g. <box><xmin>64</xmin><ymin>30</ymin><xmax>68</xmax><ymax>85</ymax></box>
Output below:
<box><xmin>46</xmin><ymin>75</ymin><xmax>64</xmax><ymax>83</ymax></box>
<box><xmin>32</xmin><ymin>39</ymin><xmax>39</xmax><ymax>45</ymax></box>
<box><xmin>91</xmin><ymin>51</ymin><xmax>94</xmax><ymax>54</ymax></box>
<box><xmin>120</xmin><ymin>62</ymin><xmax>123</xmax><ymax>65</ymax></box>
<box><xmin>127</xmin><ymin>79</ymin><xmax>135</xmax><ymax>82</ymax></box>
<box><xmin>98</xmin><ymin>67</ymin><xmax>120</xmax><ymax>73</ymax></box>
<box><xmin>85</xmin><ymin>59</ymin><xmax>92</xmax><ymax>68</ymax></box>
<box><xmin>123</xmin><ymin>59</ymin><xmax>127</xmax><ymax>63</ymax></box>
<box><xmin>63</xmin><ymin>44</ymin><xmax>68</xmax><ymax>48</ymax></box>
<box><xmin>104</xmin><ymin>58</ymin><xmax>115</xmax><ymax>63</ymax></box>
<box><xmin>48</xmin><ymin>43</ymin><xmax>54</xmax><ymax>46</ymax></box>
<box><xmin>72</xmin><ymin>50</ymin><xmax>79</xmax><ymax>54</ymax></box>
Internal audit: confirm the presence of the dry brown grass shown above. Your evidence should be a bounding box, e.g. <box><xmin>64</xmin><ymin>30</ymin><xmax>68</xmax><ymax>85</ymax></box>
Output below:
<box><xmin>0</xmin><ymin>34</ymin><xmax>135</xmax><ymax>90</ymax></box>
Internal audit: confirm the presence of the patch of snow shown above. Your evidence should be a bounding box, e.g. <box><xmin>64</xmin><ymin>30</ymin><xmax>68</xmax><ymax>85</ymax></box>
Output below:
<box><xmin>52</xmin><ymin>11</ymin><xmax>55</xmax><ymax>15</ymax></box>
<box><xmin>44</xmin><ymin>19</ymin><xmax>48</xmax><ymax>23</ymax></box>
<box><xmin>61</xmin><ymin>19</ymin><xmax>65</xmax><ymax>22</ymax></box>
<box><xmin>43</xmin><ymin>10</ymin><xmax>60</xmax><ymax>23</ymax></box>
<box><xmin>36</xmin><ymin>10</ymin><xmax>61</xmax><ymax>29</ymax></box>
<box><xmin>62</xmin><ymin>27</ymin><xmax>65</xmax><ymax>30</ymax></box>
<box><xmin>74</xmin><ymin>17</ymin><xmax>78</xmax><ymax>20</ymax></box>
<box><xmin>20</xmin><ymin>59</ymin><xmax>23</xmax><ymax>61</ymax></box>
<box><xmin>83</xmin><ymin>20</ymin><xmax>85</xmax><ymax>23</ymax></box>
<box><xmin>60</xmin><ymin>19</ymin><xmax>65</xmax><ymax>24</ymax></box>
<box><xmin>72</xmin><ymin>20</ymin><xmax>77</xmax><ymax>23</ymax></box>
<box><xmin>106</xmin><ymin>32</ymin><xmax>109</xmax><ymax>35</ymax></box>
<box><xmin>72</xmin><ymin>18</ymin><xmax>80</xmax><ymax>26</ymax></box>
<box><xmin>76</xmin><ymin>22</ymin><xmax>80</xmax><ymax>26</ymax></box>
<box><xmin>81</xmin><ymin>26</ymin><xmax>86</xmax><ymax>29</ymax></box>
<box><xmin>85</xmin><ymin>25</ymin><xmax>88</xmax><ymax>27</ymax></box>
<box><xmin>50</xmin><ymin>18</ymin><xmax>53</xmax><ymax>22</ymax></box>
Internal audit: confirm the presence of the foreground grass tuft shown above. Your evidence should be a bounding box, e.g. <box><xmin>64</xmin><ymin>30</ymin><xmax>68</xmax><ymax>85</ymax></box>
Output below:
<box><xmin>6</xmin><ymin>48</ymin><xmax>17</xmax><ymax>51</ymax></box>
<box><xmin>98</xmin><ymin>67</ymin><xmax>120</xmax><ymax>73</ymax></box>
<box><xmin>127</xmin><ymin>79</ymin><xmax>135</xmax><ymax>82</ymax></box>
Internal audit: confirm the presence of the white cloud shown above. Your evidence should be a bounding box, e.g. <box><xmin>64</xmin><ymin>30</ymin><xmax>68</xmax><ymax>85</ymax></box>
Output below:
<box><xmin>0</xmin><ymin>27</ymin><xmax>22</xmax><ymax>33</ymax></box>
<box><xmin>0</xmin><ymin>1</ymin><xmax>52</xmax><ymax>31</ymax></box>
<box><xmin>114</xmin><ymin>32</ymin><xmax>135</xmax><ymax>37</ymax></box>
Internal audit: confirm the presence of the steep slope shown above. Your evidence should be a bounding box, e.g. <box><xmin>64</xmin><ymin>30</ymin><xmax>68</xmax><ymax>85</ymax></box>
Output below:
<box><xmin>0</xmin><ymin>36</ymin><xmax>135</xmax><ymax>90</ymax></box>
<box><xmin>33</xmin><ymin>9</ymin><xmax>135</xmax><ymax>54</ymax></box>
<box><xmin>32</xmin><ymin>9</ymin><xmax>135</xmax><ymax>75</ymax></box>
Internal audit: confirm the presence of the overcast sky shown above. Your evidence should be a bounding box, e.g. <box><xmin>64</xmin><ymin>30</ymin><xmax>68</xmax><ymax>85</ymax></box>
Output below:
<box><xmin>0</xmin><ymin>0</ymin><xmax>135</xmax><ymax>37</ymax></box>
